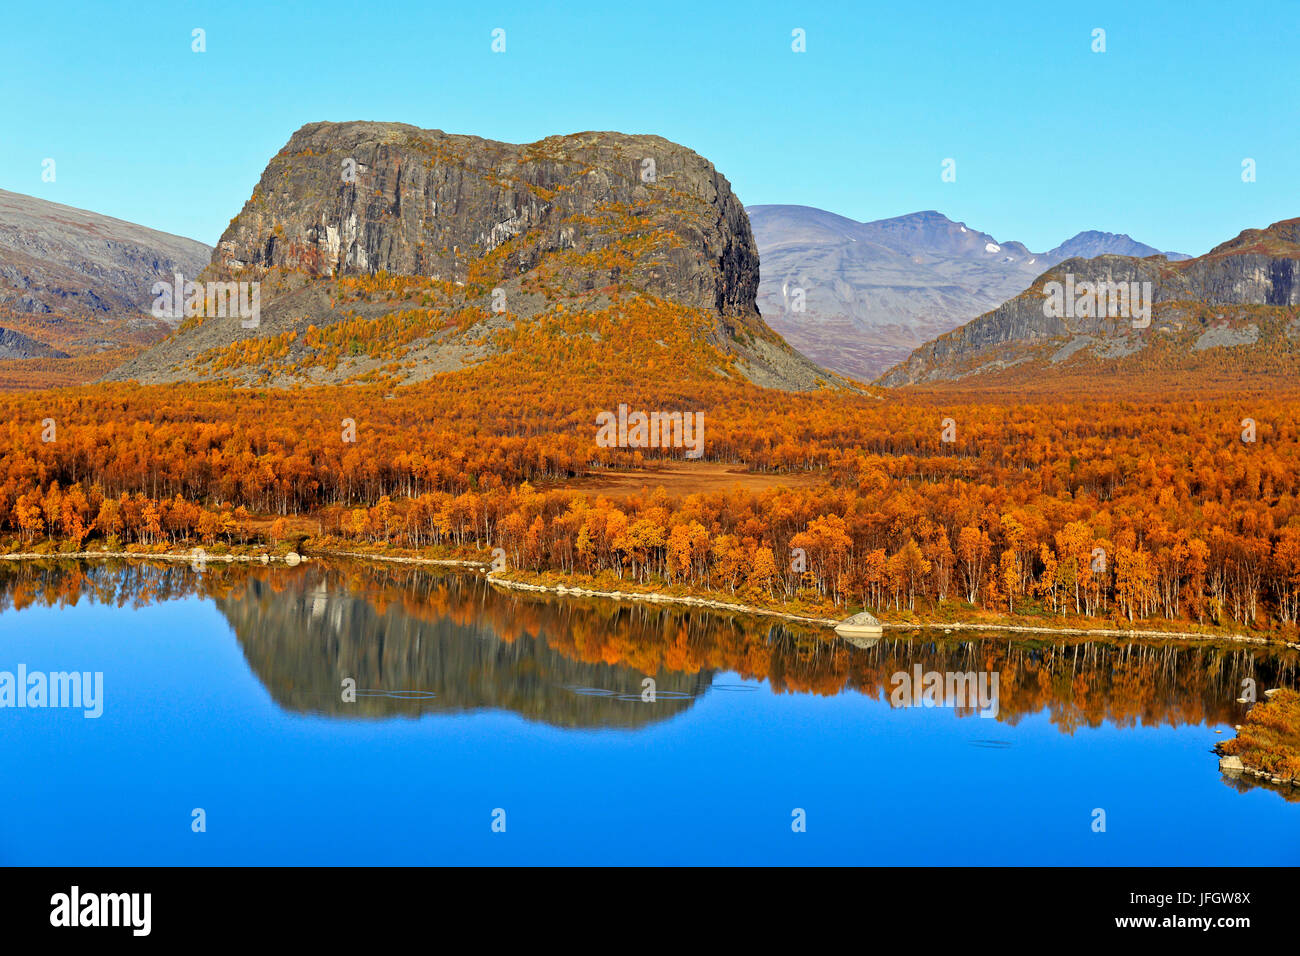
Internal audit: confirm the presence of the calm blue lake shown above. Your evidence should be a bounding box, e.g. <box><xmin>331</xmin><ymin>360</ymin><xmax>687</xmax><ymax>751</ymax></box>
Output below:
<box><xmin>1</xmin><ymin>559</ymin><xmax>1296</xmax><ymax>866</ymax></box>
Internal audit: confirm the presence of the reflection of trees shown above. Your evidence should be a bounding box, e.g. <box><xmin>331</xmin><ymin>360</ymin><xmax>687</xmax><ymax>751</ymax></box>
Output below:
<box><xmin>834</xmin><ymin>637</ymin><xmax>1300</xmax><ymax>734</ymax></box>
<box><xmin>2</xmin><ymin>559</ymin><xmax>1298</xmax><ymax>732</ymax></box>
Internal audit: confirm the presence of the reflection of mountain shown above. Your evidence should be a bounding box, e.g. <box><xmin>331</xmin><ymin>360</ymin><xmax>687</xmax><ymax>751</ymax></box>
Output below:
<box><xmin>5</xmin><ymin>559</ymin><xmax>1300</xmax><ymax>738</ymax></box>
<box><xmin>217</xmin><ymin>568</ymin><xmax>712</xmax><ymax>727</ymax></box>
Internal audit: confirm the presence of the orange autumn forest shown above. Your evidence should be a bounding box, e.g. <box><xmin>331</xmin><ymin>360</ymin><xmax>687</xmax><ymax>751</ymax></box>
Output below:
<box><xmin>3</xmin><ymin>122</ymin><xmax>1300</xmax><ymax>649</ymax></box>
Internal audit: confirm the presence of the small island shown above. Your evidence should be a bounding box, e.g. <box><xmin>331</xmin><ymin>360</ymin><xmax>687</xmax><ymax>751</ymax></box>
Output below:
<box><xmin>1218</xmin><ymin>689</ymin><xmax>1300</xmax><ymax>795</ymax></box>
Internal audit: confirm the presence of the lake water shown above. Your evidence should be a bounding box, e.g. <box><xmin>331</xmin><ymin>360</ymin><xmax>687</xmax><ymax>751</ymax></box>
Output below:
<box><xmin>1</xmin><ymin>559</ymin><xmax>1296</xmax><ymax>866</ymax></box>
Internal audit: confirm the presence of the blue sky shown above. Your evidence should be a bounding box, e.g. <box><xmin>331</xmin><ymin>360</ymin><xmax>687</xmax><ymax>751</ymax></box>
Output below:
<box><xmin>2</xmin><ymin>0</ymin><xmax>1295</xmax><ymax>256</ymax></box>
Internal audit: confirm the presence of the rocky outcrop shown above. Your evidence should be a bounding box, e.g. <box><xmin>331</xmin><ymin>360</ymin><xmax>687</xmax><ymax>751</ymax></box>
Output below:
<box><xmin>879</xmin><ymin>217</ymin><xmax>1300</xmax><ymax>385</ymax></box>
<box><xmin>1215</xmin><ymin>687</ymin><xmax>1300</xmax><ymax>800</ymax></box>
<box><xmin>0</xmin><ymin>326</ymin><xmax>67</xmax><ymax>360</ymax></box>
<box><xmin>213</xmin><ymin>121</ymin><xmax>759</xmax><ymax>317</ymax></box>
<box><xmin>106</xmin><ymin>122</ymin><xmax>840</xmax><ymax>391</ymax></box>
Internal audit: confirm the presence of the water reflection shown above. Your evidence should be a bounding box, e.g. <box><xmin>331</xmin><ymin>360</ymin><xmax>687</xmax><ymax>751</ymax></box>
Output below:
<box><xmin>2</xmin><ymin>558</ymin><xmax>1298</xmax><ymax>742</ymax></box>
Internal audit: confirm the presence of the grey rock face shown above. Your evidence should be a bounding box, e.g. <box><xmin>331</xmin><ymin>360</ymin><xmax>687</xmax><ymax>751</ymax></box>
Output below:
<box><xmin>107</xmin><ymin>122</ymin><xmax>843</xmax><ymax>392</ymax></box>
<box><xmin>0</xmin><ymin>326</ymin><xmax>68</xmax><ymax>360</ymax></box>
<box><xmin>213</xmin><ymin>121</ymin><xmax>759</xmax><ymax>318</ymax></box>
<box><xmin>1194</xmin><ymin>324</ymin><xmax>1259</xmax><ymax>351</ymax></box>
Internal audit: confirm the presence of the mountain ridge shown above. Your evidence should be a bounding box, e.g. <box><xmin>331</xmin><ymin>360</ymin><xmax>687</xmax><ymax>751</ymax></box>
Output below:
<box><xmin>877</xmin><ymin>216</ymin><xmax>1300</xmax><ymax>387</ymax></box>
<box><xmin>0</xmin><ymin>188</ymin><xmax>212</xmax><ymax>386</ymax></box>
<box><xmin>749</xmin><ymin>204</ymin><xmax>1188</xmax><ymax>380</ymax></box>
<box><xmin>0</xmin><ymin>188</ymin><xmax>211</xmax><ymax>320</ymax></box>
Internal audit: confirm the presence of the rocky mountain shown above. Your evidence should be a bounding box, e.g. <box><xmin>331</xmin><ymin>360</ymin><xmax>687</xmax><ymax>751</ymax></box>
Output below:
<box><xmin>877</xmin><ymin>217</ymin><xmax>1300</xmax><ymax>387</ymax></box>
<box><xmin>750</xmin><ymin>205</ymin><xmax>1188</xmax><ymax>380</ymax></box>
<box><xmin>108</xmin><ymin>122</ymin><xmax>837</xmax><ymax>391</ymax></box>
<box><xmin>0</xmin><ymin>189</ymin><xmax>211</xmax><ymax>382</ymax></box>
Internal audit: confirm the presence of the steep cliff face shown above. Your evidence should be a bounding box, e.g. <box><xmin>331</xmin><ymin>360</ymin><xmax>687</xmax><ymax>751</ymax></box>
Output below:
<box><xmin>108</xmin><ymin>122</ymin><xmax>836</xmax><ymax>390</ymax></box>
<box><xmin>213</xmin><ymin>121</ymin><xmax>760</xmax><ymax>317</ymax></box>
<box><xmin>878</xmin><ymin>217</ymin><xmax>1300</xmax><ymax>386</ymax></box>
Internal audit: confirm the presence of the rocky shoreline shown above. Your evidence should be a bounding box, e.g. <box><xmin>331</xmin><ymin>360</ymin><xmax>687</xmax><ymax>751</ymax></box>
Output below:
<box><xmin>1217</xmin><ymin>754</ymin><xmax>1298</xmax><ymax>790</ymax></box>
<box><xmin>1215</xmin><ymin>689</ymin><xmax>1300</xmax><ymax>793</ymax></box>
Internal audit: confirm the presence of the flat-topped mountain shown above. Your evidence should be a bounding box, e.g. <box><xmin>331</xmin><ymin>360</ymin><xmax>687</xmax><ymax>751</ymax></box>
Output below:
<box><xmin>109</xmin><ymin>122</ymin><xmax>836</xmax><ymax>391</ymax></box>
<box><xmin>877</xmin><ymin>216</ymin><xmax>1300</xmax><ymax>387</ymax></box>
<box><xmin>215</xmin><ymin>121</ymin><xmax>759</xmax><ymax>316</ymax></box>
<box><xmin>750</xmin><ymin>205</ymin><xmax>1188</xmax><ymax>380</ymax></box>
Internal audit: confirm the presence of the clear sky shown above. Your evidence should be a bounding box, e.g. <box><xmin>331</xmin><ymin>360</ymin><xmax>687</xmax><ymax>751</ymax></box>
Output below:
<box><xmin>2</xmin><ymin>0</ymin><xmax>1295</xmax><ymax>256</ymax></box>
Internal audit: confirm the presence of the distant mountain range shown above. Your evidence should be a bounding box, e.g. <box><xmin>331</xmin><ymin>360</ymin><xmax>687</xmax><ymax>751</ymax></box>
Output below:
<box><xmin>749</xmin><ymin>204</ymin><xmax>1189</xmax><ymax>380</ymax></box>
<box><xmin>877</xmin><ymin>217</ymin><xmax>1300</xmax><ymax>388</ymax></box>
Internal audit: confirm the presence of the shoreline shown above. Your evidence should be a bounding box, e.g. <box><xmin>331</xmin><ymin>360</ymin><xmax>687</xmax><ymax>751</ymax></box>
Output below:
<box><xmin>4</xmin><ymin>546</ymin><xmax>1298</xmax><ymax>650</ymax></box>
<box><xmin>479</xmin><ymin>570</ymin><xmax>1300</xmax><ymax>649</ymax></box>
